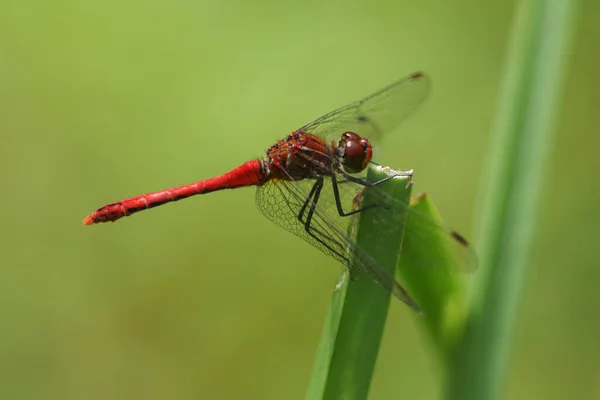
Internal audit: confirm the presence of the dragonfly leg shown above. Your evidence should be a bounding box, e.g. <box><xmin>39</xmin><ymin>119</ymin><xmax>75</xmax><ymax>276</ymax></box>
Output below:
<box><xmin>338</xmin><ymin>169</ymin><xmax>412</xmax><ymax>187</ymax></box>
<box><xmin>298</xmin><ymin>178</ymin><xmax>351</xmax><ymax>267</ymax></box>
<box><xmin>330</xmin><ymin>174</ymin><xmax>379</xmax><ymax>217</ymax></box>
<box><xmin>297</xmin><ymin>176</ymin><xmax>322</xmax><ymax>222</ymax></box>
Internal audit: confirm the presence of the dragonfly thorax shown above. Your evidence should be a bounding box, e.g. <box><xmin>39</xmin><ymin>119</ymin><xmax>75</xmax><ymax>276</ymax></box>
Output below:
<box><xmin>337</xmin><ymin>132</ymin><xmax>373</xmax><ymax>174</ymax></box>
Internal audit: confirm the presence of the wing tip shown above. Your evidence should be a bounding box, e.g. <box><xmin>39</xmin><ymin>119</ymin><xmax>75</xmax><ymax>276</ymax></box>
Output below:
<box><xmin>393</xmin><ymin>282</ymin><xmax>422</xmax><ymax>313</ymax></box>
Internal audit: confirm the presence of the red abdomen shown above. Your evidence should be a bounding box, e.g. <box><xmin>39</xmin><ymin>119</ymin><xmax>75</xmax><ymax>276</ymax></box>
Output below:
<box><xmin>83</xmin><ymin>160</ymin><xmax>267</xmax><ymax>225</ymax></box>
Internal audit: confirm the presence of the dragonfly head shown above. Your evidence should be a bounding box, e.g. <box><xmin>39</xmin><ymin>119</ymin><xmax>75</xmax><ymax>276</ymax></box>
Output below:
<box><xmin>338</xmin><ymin>132</ymin><xmax>373</xmax><ymax>174</ymax></box>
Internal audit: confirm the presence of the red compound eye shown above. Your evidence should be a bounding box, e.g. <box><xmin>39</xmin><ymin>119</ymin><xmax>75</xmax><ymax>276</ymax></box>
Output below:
<box><xmin>341</xmin><ymin>132</ymin><xmax>372</xmax><ymax>173</ymax></box>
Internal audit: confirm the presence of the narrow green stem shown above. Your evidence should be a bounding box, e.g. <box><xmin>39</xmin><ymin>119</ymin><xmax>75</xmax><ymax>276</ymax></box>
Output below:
<box><xmin>444</xmin><ymin>0</ymin><xmax>577</xmax><ymax>399</ymax></box>
<box><xmin>306</xmin><ymin>167</ymin><xmax>412</xmax><ymax>400</ymax></box>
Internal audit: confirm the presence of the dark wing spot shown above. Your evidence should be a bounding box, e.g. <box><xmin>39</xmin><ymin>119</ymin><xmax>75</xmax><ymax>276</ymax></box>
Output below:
<box><xmin>451</xmin><ymin>231</ymin><xmax>469</xmax><ymax>247</ymax></box>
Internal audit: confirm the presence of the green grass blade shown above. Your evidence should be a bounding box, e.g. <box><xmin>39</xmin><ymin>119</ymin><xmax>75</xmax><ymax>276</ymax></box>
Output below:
<box><xmin>444</xmin><ymin>0</ymin><xmax>578</xmax><ymax>399</ymax></box>
<box><xmin>306</xmin><ymin>167</ymin><xmax>473</xmax><ymax>399</ymax></box>
<box><xmin>305</xmin><ymin>167</ymin><xmax>412</xmax><ymax>400</ymax></box>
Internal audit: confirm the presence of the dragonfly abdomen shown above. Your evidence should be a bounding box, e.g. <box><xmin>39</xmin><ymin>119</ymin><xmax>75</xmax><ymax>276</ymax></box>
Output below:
<box><xmin>83</xmin><ymin>160</ymin><xmax>267</xmax><ymax>225</ymax></box>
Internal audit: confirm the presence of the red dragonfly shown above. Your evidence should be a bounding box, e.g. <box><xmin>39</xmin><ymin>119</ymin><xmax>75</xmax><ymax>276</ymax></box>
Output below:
<box><xmin>84</xmin><ymin>72</ymin><xmax>473</xmax><ymax>312</ymax></box>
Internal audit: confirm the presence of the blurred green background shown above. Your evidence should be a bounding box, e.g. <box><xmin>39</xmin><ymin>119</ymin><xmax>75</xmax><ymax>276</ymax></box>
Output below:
<box><xmin>0</xmin><ymin>0</ymin><xmax>598</xmax><ymax>399</ymax></box>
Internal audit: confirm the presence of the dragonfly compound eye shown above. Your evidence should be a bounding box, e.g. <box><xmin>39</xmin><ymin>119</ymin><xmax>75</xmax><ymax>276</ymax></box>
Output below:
<box><xmin>342</xmin><ymin>133</ymin><xmax>372</xmax><ymax>173</ymax></box>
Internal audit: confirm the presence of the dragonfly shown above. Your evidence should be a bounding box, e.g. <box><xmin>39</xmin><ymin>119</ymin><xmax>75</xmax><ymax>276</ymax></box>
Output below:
<box><xmin>83</xmin><ymin>72</ymin><xmax>474</xmax><ymax>312</ymax></box>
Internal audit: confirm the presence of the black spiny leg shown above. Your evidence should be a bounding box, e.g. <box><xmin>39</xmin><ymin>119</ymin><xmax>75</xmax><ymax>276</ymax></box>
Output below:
<box><xmin>338</xmin><ymin>170</ymin><xmax>401</xmax><ymax>187</ymax></box>
<box><xmin>297</xmin><ymin>176</ymin><xmax>321</xmax><ymax>222</ymax></box>
<box><xmin>330</xmin><ymin>174</ymin><xmax>379</xmax><ymax>217</ymax></box>
<box><xmin>297</xmin><ymin>178</ymin><xmax>350</xmax><ymax>265</ymax></box>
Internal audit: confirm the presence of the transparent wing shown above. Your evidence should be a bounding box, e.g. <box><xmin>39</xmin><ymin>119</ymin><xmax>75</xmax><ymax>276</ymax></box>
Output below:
<box><xmin>255</xmin><ymin>171</ymin><xmax>476</xmax><ymax>311</ymax></box>
<box><xmin>298</xmin><ymin>72</ymin><xmax>430</xmax><ymax>143</ymax></box>
<box><xmin>255</xmin><ymin>177</ymin><xmax>420</xmax><ymax>311</ymax></box>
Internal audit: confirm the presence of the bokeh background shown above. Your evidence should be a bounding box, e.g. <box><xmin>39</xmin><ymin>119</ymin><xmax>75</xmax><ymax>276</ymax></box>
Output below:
<box><xmin>1</xmin><ymin>0</ymin><xmax>598</xmax><ymax>399</ymax></box>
